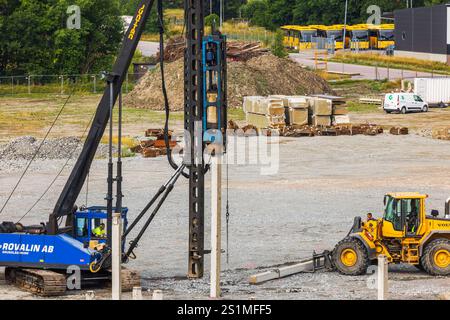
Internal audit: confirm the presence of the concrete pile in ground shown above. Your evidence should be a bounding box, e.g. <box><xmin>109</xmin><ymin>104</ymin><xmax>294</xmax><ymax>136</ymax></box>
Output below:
<box><xmin>124</xmin><ymin>54</ymin><xmax>333</xmax><ymax>110</ymax></box>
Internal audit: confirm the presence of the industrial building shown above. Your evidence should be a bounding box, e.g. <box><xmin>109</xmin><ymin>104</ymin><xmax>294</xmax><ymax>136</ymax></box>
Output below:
<box><xmin>394</xmin><ymin>3</ymin><xmax>450</xmax><ymax>64</ymax></box>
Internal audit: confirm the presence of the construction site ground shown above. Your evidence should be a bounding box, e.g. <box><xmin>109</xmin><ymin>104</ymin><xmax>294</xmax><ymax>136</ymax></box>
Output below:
<box><xmin>1</xmin><ymin>94</ymin><xmax>450</xmax><ymax>300</ymax></box>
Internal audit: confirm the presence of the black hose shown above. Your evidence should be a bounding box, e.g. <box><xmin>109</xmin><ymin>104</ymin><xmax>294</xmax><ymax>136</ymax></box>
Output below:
<box><xmin>157</xmin><ymin>0</ymin><xmax>189</xmax><ymax>179</ymax></box>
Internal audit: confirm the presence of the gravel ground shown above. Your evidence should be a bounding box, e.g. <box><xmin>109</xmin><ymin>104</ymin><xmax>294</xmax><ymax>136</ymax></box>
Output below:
<box><xmin>0</xmin><ymin>136</ymin><xmax>115</xmax><ymax>161</ymax></box>
<box><xmin>0</xmin><ymin>134</ymin><xmax>449</xmax><ymax>300</ymax></box>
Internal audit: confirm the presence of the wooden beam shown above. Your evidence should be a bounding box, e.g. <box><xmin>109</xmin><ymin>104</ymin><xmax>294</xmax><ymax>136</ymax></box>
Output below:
<box><xmin>249</xmin><ymin>259</ymin><xmax>314</xmax><ymax>284</ymax></box>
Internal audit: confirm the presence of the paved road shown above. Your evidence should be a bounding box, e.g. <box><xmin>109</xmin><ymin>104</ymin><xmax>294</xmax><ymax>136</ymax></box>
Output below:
<box><xmin>290</xmin><ymin>52</ymin><xmax>440</xmax><ymax>80</ymax></box>
<box><xmin>137</xmin><ymin>41</ymin><xmax>159</xmax><ymax>57</ymax></box>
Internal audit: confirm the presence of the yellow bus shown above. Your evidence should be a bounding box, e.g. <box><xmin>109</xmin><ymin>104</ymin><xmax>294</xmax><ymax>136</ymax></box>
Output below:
<box><xmin>347</xmin><ymin>24</ymin><xmax>370</xmax><ymax>50</ymax></box>
<box><xmin>316</xmin><ymin>25</ymin><xmax>349</xmax><ymax>50</ymax></box>
<box><xmin>368</xmin><ymin>24</ymin><xmax>395</xmax><ymax>49</ymax></box>
<box><xmin>281</xmin><ymin>25</ymin><xmax>318</xmax><ymax>50</ymax></box>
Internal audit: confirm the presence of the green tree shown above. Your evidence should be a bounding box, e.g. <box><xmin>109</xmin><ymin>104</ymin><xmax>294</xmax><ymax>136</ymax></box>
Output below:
<box><xmin>241</xmin><ymin>0</ymin><xmax>274</xmax><ymax>30</ymax></box>
<box><xmin>205</xmin><ymin>13</ymin><xmax>220</xmax><ymax>27</ymax></box>
<box><xmin>0</xmin><ymin>0</ymin><xmax>123</xmax><ymax>76</ymax></box>
<box><xmin>271</xmin><ymin>30</ymin><xmax>288</xmax><ymax>58</ymax></box>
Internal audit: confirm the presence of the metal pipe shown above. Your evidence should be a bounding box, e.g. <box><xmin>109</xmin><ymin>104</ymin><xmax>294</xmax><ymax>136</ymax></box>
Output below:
<box><xmin>445</xmin><ymin>197</ymin><xmax>450</xmax><ymax>219</ymax></box>
<box><xmin>115</xmin><ymin>89</ymin><xmax>123</xmax><ymax>216</ymax></box>
<box><xmin>107</xmin><ymin>80</ymin><xmax>114</xmax><ymax>247</ymax></box>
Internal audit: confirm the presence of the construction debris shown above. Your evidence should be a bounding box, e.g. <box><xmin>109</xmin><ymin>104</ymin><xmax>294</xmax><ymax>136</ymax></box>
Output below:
<box><xmin>124</xmin><ymin>54</ymin><xmax>333</xmax><ymax>110</ymax></box>
<box><xmin>130</xmin><ymin>129</ymin><xmax>176</xmax><ymax>158</ymax></box>
<box><xmin>281</xmin><ymin>124</ymin><xmax>384</xmax><ymax>137</ymax></box>
<box><xmin>389</xmin><ymin>127</ymin><xmax>409</xmax><ymax>135</ymax></box>
<box><xmin>156</xmin><ymin>37</ymin><xmax>269</xmax><ymax>63</ymax></box>
<box><xmin>432</xmin><ymin>127</ymin><xmax>450</xmax><ymax>140</ymax></box>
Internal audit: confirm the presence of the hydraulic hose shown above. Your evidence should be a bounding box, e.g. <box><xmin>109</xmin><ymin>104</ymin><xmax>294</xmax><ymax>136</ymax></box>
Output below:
<box><xmin>157</xmin><ymin>0</ymin><xmax>189</xmax><ymax>179</ymax></box>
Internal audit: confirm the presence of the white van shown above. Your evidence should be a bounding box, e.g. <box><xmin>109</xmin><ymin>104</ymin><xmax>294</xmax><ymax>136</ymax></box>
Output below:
<box><xmin>383</xmin><ymin>93</ymin><xmax>428</xmax><ymax>114</ymax></box>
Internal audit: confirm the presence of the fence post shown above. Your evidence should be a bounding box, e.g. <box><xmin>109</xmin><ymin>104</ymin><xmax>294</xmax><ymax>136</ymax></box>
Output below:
<box><xmin>27</xmin><ymin>75</ymin><xmax>31</xmax><ymax>94</ymax></box>
<box><xmin>60</xmin><ymin>75</ymin><xmax>64</xmax><ymax>95</ymax></box>
<box><xmin>387</xmin><ymin>65</ymin><xmax>390</xmax><ymax>81</ymax></box>
<box><xmin>11</xmin><ymin>76</ymin><xmax>14</xmax><ymax>95</ymax></box>
<box><xmin>125</xmin><ymin>73</ymin><xmax>129</xmax><ymax>94</ymax></box>
<box><xmin>92</xmin><ymin>75</ymin><xmax>97</xmax><ymax>94</ymax></box>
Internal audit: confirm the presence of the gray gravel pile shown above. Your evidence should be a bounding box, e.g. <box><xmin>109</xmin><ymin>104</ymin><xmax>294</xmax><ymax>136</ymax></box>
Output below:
<box><xmin>0</xmin><ymin>136</ymin><xmax>115</xmax><ymax>161</ymax></box>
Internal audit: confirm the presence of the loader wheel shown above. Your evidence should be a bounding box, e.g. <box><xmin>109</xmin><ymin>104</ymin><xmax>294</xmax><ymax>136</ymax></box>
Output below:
<box><xmin>332</xmin><ymin>237</ymin><xmax>369</xmax><ymax>275</ymax></box>
<box><xmin>422</xmin><ymin>239</ymin><xmax>450</xmax><ymax>276</ymax></box>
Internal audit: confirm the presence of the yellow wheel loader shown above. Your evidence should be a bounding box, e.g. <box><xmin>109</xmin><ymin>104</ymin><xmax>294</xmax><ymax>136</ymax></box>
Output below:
<box><xmin>332</xmin><ymin>193</ymin><xmax>450</xmax><ymax>276</ymax></box>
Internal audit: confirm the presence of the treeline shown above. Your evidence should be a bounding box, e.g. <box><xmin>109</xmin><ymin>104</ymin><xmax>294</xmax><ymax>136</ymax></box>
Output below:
<box><xmin>240</xmin><ymin>0</ymin><xmax>450</xmax><ymax>30</ymax></box>
<box><xmin>0</xmin><ymin>0</ymin><xmax>124</xmax><ymax>76</ymax></box>
<box><xmin>1</xmin><ymin>0</ymin><xmax>448</xmax><ymax>76</ymax></box>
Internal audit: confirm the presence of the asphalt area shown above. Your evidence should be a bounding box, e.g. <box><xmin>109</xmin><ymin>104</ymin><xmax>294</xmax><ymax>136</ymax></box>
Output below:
<box><xmin>1</xmin><ymin>131</ymin><xmax>450</xmax><ymax>299</ymax></box>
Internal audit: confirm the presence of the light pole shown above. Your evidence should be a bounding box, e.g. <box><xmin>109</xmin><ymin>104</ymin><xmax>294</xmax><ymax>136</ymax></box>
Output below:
<box><xmin>342</xmin><ymin>0</ymin><xmax>348</xmax><ymax>73</ymax></box>
<box><xmin>220</xmin><ymin>0</ymin><xmax>224</xmax><ymax>30</ymax></box>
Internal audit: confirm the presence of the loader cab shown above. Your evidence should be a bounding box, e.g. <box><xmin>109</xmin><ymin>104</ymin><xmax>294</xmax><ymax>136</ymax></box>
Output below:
<box><xmin>73</xmin><ymin>207</ymin><xmax>128</xmax><ymax>247</ymax></box>
<box><xmin>382</xmin><ymin>193</ymin><xmax>426</xmax><ymax>238</ymax></box>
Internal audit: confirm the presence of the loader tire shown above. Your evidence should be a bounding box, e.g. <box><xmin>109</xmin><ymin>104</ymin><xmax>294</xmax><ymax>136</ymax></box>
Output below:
<box><xmin>332</xmin><ymin>237</ymin><xmax>369</xmax><ymax>276</ymax></box>
<box><xmin>414</xmin><ymin>261</ymin><xmax>425</xmax><ymax>272</ymax></box>
<box><xmin>422</xmin><ymin>239</ymin><xmax>450</xmax><ymax>276</ymax></box>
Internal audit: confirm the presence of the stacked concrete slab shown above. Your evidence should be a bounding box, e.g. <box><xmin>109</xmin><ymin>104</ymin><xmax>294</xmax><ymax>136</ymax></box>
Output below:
<box><xmin>244</xmin><ymin>96</ymin><xmax>286</xmax><ymax>129</ymax></box>
<box><xmin>244</xmin><ymin>95</ymin><xmax>348</xmax><ymax>129</ymax></box>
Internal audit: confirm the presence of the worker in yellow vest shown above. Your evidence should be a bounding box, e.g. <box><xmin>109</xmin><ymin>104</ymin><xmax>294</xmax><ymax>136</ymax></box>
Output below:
<box><xmin>93</xmin><ymin>223</ymin><xmax>106</xmax><ymax>238</ymax></box>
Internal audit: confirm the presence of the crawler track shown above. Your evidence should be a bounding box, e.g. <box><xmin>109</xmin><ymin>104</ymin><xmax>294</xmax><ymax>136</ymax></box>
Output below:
<box><xmin>5</xmin><ymin>268</ymin><xmax>66</xmax><ymax>296</ymax></box>
<box><xmin>4</xmin><ymin>267</ymin><xmax>141</xmax><ymax>296</ymax></box>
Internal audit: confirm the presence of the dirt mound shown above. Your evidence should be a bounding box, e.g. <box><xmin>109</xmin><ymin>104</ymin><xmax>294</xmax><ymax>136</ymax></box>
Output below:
<box><xmin>124</xmin><ymin>54</ymin><xmax>333</xmax><ymax>111</ymax></box>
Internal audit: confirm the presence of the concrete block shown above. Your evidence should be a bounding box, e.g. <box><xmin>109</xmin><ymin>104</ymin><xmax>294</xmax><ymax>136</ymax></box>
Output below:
<box><xmin>333</xmin><ymin>105</ymin><xmax>349</xmax><ymax>115</ymax></box>
<box><xmin>255</xmin><ymin>98</ymin><xmax>284</xmax><ymax>115</ymax></box>
<box><xmin>289</xmin><ymin>108</ymin><xmax>308</xmax><ymax>126</ymax></box>
<box><xmin>312</xmin><ymin>115</ymin><xmax>331</xmax><ymax>127</ymax></box>
<box><xmin>243</xmin><ymin>96</ymin><xmax>263</xmax><ymax>113</ymax></box>
<box><xmin>287</xmin><ymin>97</ymin><xmax>308</xmax><ymax>109</ymax></box>
<box><xmin>332</xmin><ymin>115</ymin><xmax>350</xmax><ymax>125</ymax></box>
<box><xmin>246</xmin><ymin>112</ymin><xmax>285</xmax><ymax>129</ymax></box>
<box><xmin>312</xmin><ymin>98</ymin><xmax>332</xmax><ymax>116</ymax></box>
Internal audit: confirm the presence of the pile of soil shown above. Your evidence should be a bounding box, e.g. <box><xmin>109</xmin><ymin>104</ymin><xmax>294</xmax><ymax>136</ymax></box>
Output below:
<box><xmin>124</xmin><ymin>54</ymin><xmax>333</xmax><ymax>111</ymax></box>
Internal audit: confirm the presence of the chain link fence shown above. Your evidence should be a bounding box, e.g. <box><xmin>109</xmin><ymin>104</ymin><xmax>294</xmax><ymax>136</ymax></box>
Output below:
<box><xmin>0</xmin><ymin>73</ymin><xmax>146</xmax><ymax>96</ymax></box>
<box><xmin>226</xmin><ymin>31</ymin><xmax>275</xmax><ymax>44</ymax></box>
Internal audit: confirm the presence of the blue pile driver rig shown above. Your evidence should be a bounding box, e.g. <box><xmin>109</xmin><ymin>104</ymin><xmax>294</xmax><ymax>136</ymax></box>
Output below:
<box><xmin>0</xmin><ymin>0</ymin><xmax>228</xmax><ymax>296</ymax></box>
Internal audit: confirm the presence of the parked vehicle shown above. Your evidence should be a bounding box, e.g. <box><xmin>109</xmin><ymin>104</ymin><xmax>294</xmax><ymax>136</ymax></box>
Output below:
<box><xmin>414</xmin><ymin>78</ymin><xmax>450</xmax><ymax>108</ymax></box>
<box><xmin>383</xmin><ymin>93</ymin><xmax>428</xmax><ymax>114</ymax></box>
